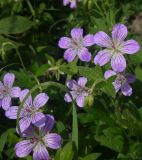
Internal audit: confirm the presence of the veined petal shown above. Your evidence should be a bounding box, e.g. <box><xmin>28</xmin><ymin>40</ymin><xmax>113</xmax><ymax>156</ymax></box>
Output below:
<box><xmin>111</xmin><ymin>52</ymin><xmax>126</xmax><ymax>72</ymax></box>
<box><xmin>94</xmin><ymin>31</ymin><xmax>112</xmax><ymax>47</ymax></box>
<box><xmin>71</xmin><ymin>28</ymin><xmax>83</xmax><ymax>42</ymax></box>
<box><xmin>58</xmin><ymin>37</ymin><xmax>72</xmax><ymax>49</ymax></box>
<box><xmin>112</xmin><ymin>80</ymin><xmax>121</xmax><ymax>93</ymax></box>
<box><xmin>83</xmin><ymin>34</ymin><xmax>94</xmax><ymax>46</ymax></box>
<box><xmin>112</xmin><ymin>24</ymin><xmax>127</xmax><ymax>46</ymax></box>
<box><xmin>126</xmin><ymin>74</ymin><xmax>136</xmax><ymax>83</ymax></box>
<box><xmin>33</xmin><ymin>142</ymin><xmax>49</xmax><ymax>160</ymax></box>
<box><xmin>94</xmin><ymin>49</ymin><xmax>112</xmax><ymax>66</ymax></box>
<box><xmin>121</xmin><ymin>82</ymin><xmax>132</xmax><ymax>96</ymax></box>
<box><xmin>66</xmin><ymin>80</ymin><xmax>78</xmax><ymax>90</ymax></box>
<box><xmin>76</xmin><ymin>95</ymin><xmax>85</xmax><ymax>108</ymax></box>
<box><xmin>77</xmin><ymin>47</ymin><xmax>91</xmax><ymax>62</ymax></box>
<box><xmin>63</xmin><ymin>0</ymin><xmax>70</xmax><ymax>6</ymax></box>
<box><xmin>104</xmin><ymin>70</ymin><xmax>116</xmax><ymax>79</ymax></box>
<box><xmin>19</xmin><ymin>117</ymin><xmax>32</xmax><ymax>133</ymax></box>
<box><xmin>77</xmin><ymin>77</ymin><xmax>87</xmax><ymax>87</ymax></box>
<box><xmin>0</xmin><ymin>99</ymin><xmax>2</xmax><ymax>108</ymax></box>
<box><xmin>3</xmin><ymin>73</ymin><xmax>15</xmax><ymax>87</ymax></box>
<box><xmin>32</xmin><ymin>112</ymin><xmax>46</xmax><ymax>127</ymax></box>
<box><xmin>120</xmin><ymin>40</ymin><xmax>140</xmax><ymax>54</ymax></box>
<box><xmin>11</xmin><ymin>87</ymin><xmax>21</xmax><ymax>98</ymax></box>
<box><xmin>15</xmin><ymin>140</ymin><xmax>34</xmax><ymax>158</ymax></box>
<box><xmin>20</xmin><ymin>89</ymin><xmax>32</xmax><ymax>106</ymax></box>
<box><xmin>33</xmin><ymin>93</ymin><xmax>49</xmax><ymax>109</ymax></box>
<box><xmin>64</xmin><ymin>48</ymin><xmax>76</xmax><ymax>62</ymax></box>
<box><xmin>2</xmin><ymin>96</ymin><xmax>11</xmax><ymax>110</ymax></box>
<box><xmin>5</xmin><ymin>106</ymin><xmax>18</xmax><ymax>119</ymax></box>
<box><xmin>43</xmin><ymin>133</ymin><xmax>61</xmax><ymax>149</ymax></box>
<box><xmin>64</xmin><ymin>93</ymin><xmax>72</xmax><ymax>102</ymax></box>
<box><xmin>70</xmin><ymin>0</ymin><xmax>77</xmax><ymax>8</ymax></box>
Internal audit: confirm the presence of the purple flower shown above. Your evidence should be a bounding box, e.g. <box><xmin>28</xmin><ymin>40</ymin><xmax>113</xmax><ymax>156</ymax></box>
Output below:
<box><xmin>0</xmin><ymin>73</ymin><xmax>21</xmax><ymax>110</ymax></box>
<box><xmin>104</xmin><ymin>70</ymin><xmax>136</xmax><ymax>96</ymax></box>
<box><xmin>94</xmin><ymin>24</ymin><xmax>140</xmax><ymax>72</ymax></box>
<box><xmin>58</xmin><ymin>28</ymin><xmax>94</xmax><ymax>62</ymax></box>
<box><xmin>64</xmin><ymin>77</ymin><xmax>89</xmax><ymax>107</ymax></box>
<box><xmin>15</xmin><ymin>115</ymin><xmax>61</xmax><ymax>160</ymax></box>
<box><xmin>63</xmin><ymin>0</ymin><xmax>77</xmax><ymax>8</ymax></box>
<box><xmin>5</xmin><ymin>89</ymin><xmax>49</xmax><ymax>132</ymax></box>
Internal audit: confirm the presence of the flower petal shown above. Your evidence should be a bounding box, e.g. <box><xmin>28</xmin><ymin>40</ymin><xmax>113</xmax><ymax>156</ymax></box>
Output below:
<box><xmin>126</xmin><ymin>74</ymin><xmax>136</xmax><ymax>83</ymax></box>
<box><xmin>33</xmin><ymin>93</ymin><xmax>49</xmax><ymax>109</ymax></box>
<box><xmin>41</xmin><ymin>114</ymin><xmax>55</xmax><ymax>133</ymax></box>
<box><xmin>33</xmin><ymin>143</ymin><xmax>49</xmax><ymax>160</ymax></box>
<box><xmin>120</xmin><ymin>40</ymin><xmax>140</xmax><ymax>54</ymax></box>
<box><xmin>112</xmin><ymin>24</ymin><xmax>127</xmax><ymax>46</ymax></box>
<box><xmin>19</xmin><ymin>117</ymin><xmax>32</xmax><ymax>133</ymax></box>
<box><xmin>43</xmin><ymin>133</ymin><xmax>61</xmax><ymax>149</ymax></box>
<box><xmin>64</xmin><ymin>48</ymin><xmax>76</xmax><ymax>62</ymax></box>
<box><xmin>112</xmin><ymin>80</ymin><xmax>121</xmax><ymax>93</ymax></box>
<box><xmin>111</xmin><ymin>52</ymin><xmax>126</xmax><ymax>72</ymax></box>
<box><xmin>94</xmin><ymin>31</ymin><xmax>112</xmax><ymax>47</ymax></box>
<box><xmin>11</xmin><ymin>87</ymin><xmax>21</xmax><ymax>98</ymax></box>
<box><xmin>5</xmin><ymin>106</ymin><xmax>18</xmax><ymax>119</ymax></box>
<box><xmin>58</xmin><ymin>37</ymin><xmax>72</xmax><ymax>49</ymax></box>
<box><xmin>63</xmin><ymin>0</ymin><xmax>70</xmax><ymax>6</ymax></box>
<box><xmin>121</xmin><ymin>83</ymin><xmax>132</xmax><ymax>96</ymax></box>
<box><xmin>77</xmin><ymin>47</ymin><xmax>91</xmax><ymax>62</ymax></box>
<box><xmin>94</xmin><ymin>49</ymin><xmax>112</xmax><ymax>66</ymax></box>
<box><xmin>76</xmin><ymin>95</ymin><xmax>85</xmax><ymax>108</ymax></box>
<box><xmin>20</xmin><ymin>89</ymin><xmax>32</xmax><ymax>106</ymax></box>
<box><xmin>2</xmin><ymin>96</ymin><xmax>11</xmax><ymax>110</ymax></box>
<box><xmin>104</xmin><ymin>70</ymin><xmax>116</xmax><ymax>79</ymax></box>
<box><xmin>71</xmin><ymin>28</ymin><xmax>83</xmax><ymax>42</ymax></box>
<box><xmin>3</xmin><ymin>73</ymin><xmax>15</xmax><ymax>87</ymax></box>
<box><xmin>83</xmin><ymin>34</ymin><xmax>95</xmax><ymax>46</ymax></box>
<box><xmin>70</xmin><ymin>0</ymin><xmax>77</xmax><ymax>8</ymax></box>
<box><xmin>77</xmin><ymin>77</ymin><xmax>87</xmax><ymax>87</ymax></box>
<box><xmin>32</xmin><ymin>112</ymin><xmax>46</xmax><ymax>127</ymax></box>
<box><xmin>15</xmin><ymin>140</ymin><xmax>34</xmax><ymax>158</ymax></box>
<box><xmin>64</xmin><ymin>93</ymin><xmax>72</xmax><ymax>102</ymax></box>
<box><xmin>66</xmin><ymin>80</ymin><xmax>78</xmax><ymax>90</ymax></box>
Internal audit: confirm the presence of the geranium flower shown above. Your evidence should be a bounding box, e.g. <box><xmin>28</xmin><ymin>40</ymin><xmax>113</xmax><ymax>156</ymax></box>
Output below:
<box><xmin>5</xmin><ymin>89</ymin><xmax>49</xmax><ymax>132</ymax></box>
<box><xmin>63</xmin><ymin>0</ymin><xmax>77</xmax><ymax>8</ymax></box>
<box><xmin>64</xmin><ymin>77</ymin><xmax>89</xmax><ymax>107</ymax></box>
<box><xmin>58</xmin><ymin>28</ymin><xmax>94</xmax><ymax>62</ymax></box>
<box><xmin>15</xmin><ymin>115</ymin><xmax>61</xmax><ymax>160</ymax></box>
<box><xmin>94</xmin><ymin>24</ymin><xmax>140</xmax><ymax>72</ymax></box>
<box><xmin>0</xmin><ymin>73</ymin><xmax>21</xmax><ymax>110</ymax></box>
<box><xmin>104</xmin><ymin>70</ymin><xmax>136</xmax><ymax>96</ymax></box>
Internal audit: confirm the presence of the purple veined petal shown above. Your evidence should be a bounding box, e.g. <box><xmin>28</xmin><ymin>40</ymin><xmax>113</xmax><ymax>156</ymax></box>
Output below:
<box><xmin>64</xmin><ymin>93</ymin><xmax>72</xmax><ymax>102</ymax></box>
<box><xmin>33</xmin><ymin>93</ymin><xmax>49</xmax><ymax>109</ymax></box>
<box><xmin>11</xmin><ymin>87</ymin><xmax>21</xmax><ymax>98</ymax></box>
<box><xmin>112</xmin><ymin>80</ymin><xmax>121</xmax><ymax>93</ymax></box>
<box><xmin>126</xmin><ymin>74</ymin><xmax>136</xmax><ymax>83</ymax></box>
<box><xmin>112</xmin><ymin>24</ymin><xmax>128</xmax><ymax>46</ymax></box>
<box><xmin>20</xmin><ymin>89</ymin><xmax>32</xmax><ymax>106</ymax></box>
<box><xmin>40</xmin><ymin>114</ymin><xmax>55</xmax><ymax>134</ymax></box>
<box><xmin>121</xmin><ymin>82</ymin><xmax>132</xmax><ymax>96</ymax></box>
<box><xmin>2</xmin><ymin>96</ymin><xmax>11</xmax><ymax>110</ymax></box>
<box><xmin>94</xmin><ymin>49</ymin><xmax>112</xmax><ymax>66</ymax></box>
<box><xmin>20</xmin><ymin>125</ymin><xmax>35</xmax><ymax>138</ymax></box>
<box><xmin>15</xmin><ymin>140</ymin><xmax>34</xmax><ymax>158</ymax></box>
<box><xmin>76</xmin><ymin>95</ymin><xmax>85</xmax><ymax>108</ymax></box>
<box><xmin>77</xmin><ymin>77</ymin><xmax>87</xmax><ymax>87</ymax></box>
<box><xmin>5</xmin><ymin>106</ymin><xmax>18</xmax><ymax>119</ymax></box>
<box><xmin>0</xmin><ymin>99</ymin><xmax>2</xmax><ymax>108</ymax></box>
<box><xmin>83</xmin><ymin>34</ymin><xmax>95</xmax><ymax>47</ymax></box>
<box><xmin>66</xmin><ymin>80</ymin><xmax>78</xmax><ymax>90</ymax></box>
<box><xmin>64</xmin><ymin>48</ymin><xmax>76</xmax><ymax>62</ymax></box>
<box><xmin>58</xmin><ymin>37</ymin><xmax>72</xmax><ymax>49</ymax></box>
<box><xmin>32</xmin><ymin>112</ymin><xmax>46</xmax><ymax>127</ymax></box>
<box><xmin>63</xmin><ymin>0</ymin><xmax>70</xmax><ymax>6</ymax></box>
<box><xmin>3</xmin><ymin>73</ymin><xmax>15</xmax><ymax>87</ymax></box>
<box><xmin>70</xmin><ymin>90</ymin><xmax>78</xmax><ymax>99</ymax></box>
<box><xmin>70</xmin><ymin>0</ymin><xmax>77</xmax><ymax>8</ymax></box>
<box><xmin>94</xmin><ymin>31</ymin><xmax>112</xmax><ymax>47</ymax></box>
<box><xmin>120</xmin><ymin>40</ymin><xmax>140</xmax><ymax>54</ymax></box>
<box><xmin>111</xmin><ymin>52</ymin><xmax>126</xmax><ymax>72</ymax></box>
<box><xmin>71</xmin><ymin>28</ymin><xmax>83</xmax><ymax>42</ymax></box>
<box><xmin>33</xmin><ymin>142</ymin><xmax>49</xmax><ymax>160</ymax></box>
<box><xmin>104</xmin><ymin>70</ymin><xmax>116</xmax><ymax>79</ymax></box>
<box><xmin>19</xmin><ymin>117</ymin><xmax>32</xmax><ymax>133</ymax></box>
<box><xmin>77</xmin><ymin>47</ymin><xmax>91</xmax><ymax>62</ymax></box>
<box><xmin>43</xmin><ymin>133</ymin><xmax>61</xmax><ymax>150</ymax></box>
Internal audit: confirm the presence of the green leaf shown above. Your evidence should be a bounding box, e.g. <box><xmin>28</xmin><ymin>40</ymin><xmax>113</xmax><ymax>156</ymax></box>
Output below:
<box><xmin>135</xmin><ymin>67</ymin><xmax>142</xmax><ymax>81</ymax></box>
<box><xmin>0</xmin><ymin>16</ymin><xmax>32</xmax><ymax>34</ymax></box>
<box><xmin>82</xmin><ymin>153</ymin><xmax>102</xmax><ymax>160</ymax></box>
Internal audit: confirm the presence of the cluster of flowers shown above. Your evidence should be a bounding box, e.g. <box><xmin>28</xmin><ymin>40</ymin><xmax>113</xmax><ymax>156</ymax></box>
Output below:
<box><xmin>0</xmin><ymin>73</ymin><xmax>61</xmax><ymax>160</ymax></box>
<box><xmin>59</xmin><ymin>24</ymin><xmax>140</xmax><ymax>107</ymax></box>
